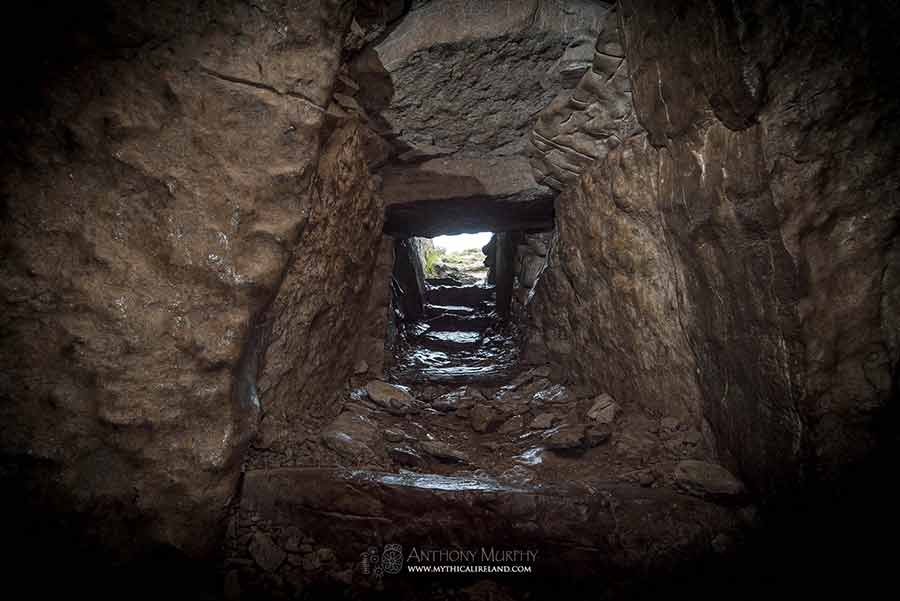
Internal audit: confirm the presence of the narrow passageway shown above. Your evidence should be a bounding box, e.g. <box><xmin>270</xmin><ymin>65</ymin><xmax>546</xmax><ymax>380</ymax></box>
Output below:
<box><xmin>223</xmin><ymin>2</ymin><xmax>763</xmax><ymax>596</ymax></box>
<box><xmin>391</xmin><ymin>271</ymin><xmax>519</xmax><ymax>385</ymax></box>
<box><xmin>227</xmin><ymin>227</ymin><xmax>750</xmax><ymax>598</ymax></box>
<box><xmin>3</xmin><ymin>1</ymin><xmax>896</xmax><ymax>600</ymax></box>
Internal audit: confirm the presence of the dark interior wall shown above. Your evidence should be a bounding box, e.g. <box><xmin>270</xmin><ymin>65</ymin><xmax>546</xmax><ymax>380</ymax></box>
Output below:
<box><xmin>0</xmin><ymin>0</ymin><xmax>360</xmax><ymax>564</ymax></box>
<box><xmin>491</xmin><ymin>232</ymin><xmax>522</xmax><ymax>319</ymax></box>
<box><xmin>391</xmin><ymin>237</ymin><xmax>427</xmax><ymax>321</ymax></box>
<box><xmin>527</xmin><ymin>0</ymin><xmax>900</xmax><ymax>498</ymax></box>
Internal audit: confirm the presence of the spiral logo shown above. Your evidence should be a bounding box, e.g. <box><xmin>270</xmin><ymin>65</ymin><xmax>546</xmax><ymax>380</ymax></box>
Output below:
<box><xmin>382</xmin><ymin>544</ymin><xmax>404</xmax><ymax>575</ymax></box>
<box><xmin>360</xmin><ymin>544</ymin><xmax>403</xmax><ymax>578</ymax></box>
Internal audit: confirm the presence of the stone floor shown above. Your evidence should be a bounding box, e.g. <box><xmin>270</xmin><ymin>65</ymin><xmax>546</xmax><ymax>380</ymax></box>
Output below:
<box><xmin>224</xmin><ymin>278</ymin><xmax>753</xmax><ymax>599</ymax></box>
<box><xmin>390</xmin><ymin>279</ymin><xmax>519</xmax><ymax>385</ymax></box>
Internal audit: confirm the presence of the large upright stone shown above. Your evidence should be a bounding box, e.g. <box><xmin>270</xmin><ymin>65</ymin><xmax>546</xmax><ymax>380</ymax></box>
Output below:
<box><xmin>254</xmin><ymin>122</ymin><xmax>385</xmax><ymax>455</ymax></box>
<box><xmin>0</xmin><ymin>0</ymin><xmax>354</xmax><ymax>559</ymax></box>
<box><xmin>527</xmin><ymin>0</ymin><xmax>900</xmax><ymax>498</ymax></box>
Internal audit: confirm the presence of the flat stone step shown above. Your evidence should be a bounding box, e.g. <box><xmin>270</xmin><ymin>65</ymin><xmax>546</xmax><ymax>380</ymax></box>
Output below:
<box><xmin>417</xmin><ymin>330</ymin><xmax>482</xmax><ymax>352</ymax></box>
<box><xmin>388</xmin><ymin>341</ymin><xmax>520</xmax><ymax>385</ymax></box>
<box><xmin>422</xmin><ymin>313</ymin><xmax>494</xmax><ymax>332</ymax></box>
<box><xmin>235</xmin><ymin>468</ymin><xmax>746</xmax><ymax>595</ymax></box>
<box><xmin>423</xmin><ymin>303</ymin><xmax>477</xmax><ymax>317</ymax></box>
<box><xmin>424</xmin><ymin>276</ymin><xmax>466</xmax><ymax>287</ymax></box>
<box><xmin>392</xmin><ymin>363</ymin><xmax>519</xmax><ymax>385</ymax></box>
<box><xmin>425</xmin><ymin>285</ymin><xmax>494</xmax><ymax>307</ymax></box>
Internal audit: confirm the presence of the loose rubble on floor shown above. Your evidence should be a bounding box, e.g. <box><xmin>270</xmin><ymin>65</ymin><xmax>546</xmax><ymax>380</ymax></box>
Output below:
<box><xmin>225</xmin><ymin>277</ymin><xmax>754</xmax><ymax>599</ymax></box>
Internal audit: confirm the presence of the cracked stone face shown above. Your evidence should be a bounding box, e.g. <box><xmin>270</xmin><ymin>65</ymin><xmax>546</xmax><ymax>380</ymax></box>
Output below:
<box><xmin>373</xmin><ymin>0</ymin><xmax>613</xmax><ymax>160</ymax></box>
<box><xmin>360</xmin><ymin>0</ymin><xmax>615</xmax><ymax>236</ymax></box>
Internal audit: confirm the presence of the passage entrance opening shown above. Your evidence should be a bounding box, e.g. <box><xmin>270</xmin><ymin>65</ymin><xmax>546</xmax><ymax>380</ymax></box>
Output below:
<box><xmin>388</xmin><ymin>232</ymin><xmax>522</xmax><ymax>384</ymax></box>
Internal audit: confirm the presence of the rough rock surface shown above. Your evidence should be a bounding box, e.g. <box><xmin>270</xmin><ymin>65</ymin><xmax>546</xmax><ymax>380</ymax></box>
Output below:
<box><xmin>232</xmin><ymin>467</ymin><xmax>746</xmax><ymax>596</ymax></box>
<box><xmin>419</xmin><ymin>440</ymin><xmax>469</xmax><ymax>463</ymax></box>
<box><xmin>528</xmin><ymin>0</ymin><xmax>900</xmax><ymax>496</ymax></box>
<box><xmin>0</xmin><ymin>0</ymin><xmax>354</xmax><ymax>559</ymax></box>
<box><xmin>381</xmin><ymin>157</ymin><xmax>556</xmax><ymax>237</ymax></box>
<box><xmin>528</xmin><ymin>6</ymin><xmax>641</xmax><ymax>190</ymax></box>
<box><xmin>354</xmin><ymin>237</ymin><xmax>394</xmax><ymax>375</ymax></box>
<box><xmin>674</xmin><ymin>460</ymin><xmax>747</xmax><ymax>502</ymax></box>
<box><xmin>364</xmin><ymin>1</ymin><xmax>620</xmax><ymax>238</ymax></box>
<box><xmin>516</xmin><ymin>232</ymin><xmax>552</xmax><ymax>290</ymax></box>
<box><xmin>253</xmin><ymin>123</ymin><xmax>384</xmax><ymax>457</ymax></box>
<box><xmin>373</xmin><ymin>0</ymin><xmax>614</xmax><ymax>160</ymax></box>
<box><xmin>529</xmin><ymin>134</ymin><xmax>704</xmax><ymax>423</ymax></box>
<box><xmin>248</xmin><ymin>532</ymin><xmax>286</xmax><ymax>573</ymax></box>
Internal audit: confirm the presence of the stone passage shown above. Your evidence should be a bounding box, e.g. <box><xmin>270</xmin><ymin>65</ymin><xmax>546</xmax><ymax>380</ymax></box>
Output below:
<box><xmin>390</xmin><ymin>275</ymin><xmax>519</xmax><ymax>385</ymax></box>
<box><xmin>227</xmin><ymin>232</ymin><xmax>753</xmax><ymax>597</ymax></box>
<box><xmin>2</xmin><ymin>1</ymin><xmax>897</xmax><ymax>600</ymax></box>
<box><xmin>227</xmin><ymin>357</ymin><xmax>753</xmax><ymax>598</ymax></box>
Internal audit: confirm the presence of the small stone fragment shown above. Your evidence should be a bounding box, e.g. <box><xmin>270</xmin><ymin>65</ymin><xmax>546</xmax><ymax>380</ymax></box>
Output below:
<box><xmin>499</xmin><ymin>414</ymin><xmax>524</xmax><ymax>433</ymax></box>
<box><xmin>321</xmin><ymin>429</ymin><xmax>375</xmax><ymax>463</ymax></box>
<box><xmin>431</xmin><ymin>386</ymin><xmax>470</xmax><ymax>411</ymax></box>
<box><xmin>542</xmin><ymin>424</ymin><xmax>585</xmax><ymax>450</ymax></box>
<box><xmin>674</xmin><ymin>460</ymin><xmax>746</xmax><ymax>501</ymax></box>
<box><xmin>302</xmin><ymin>554</ymin><xmax>322</xmax><ymax>571</ymax></box>
<box><xmin>529</xmin><ymin>413</ymin><xmax>558</xmax><ymax>429</ymax></box>
<box><xmin>587</xmin><ymin>393</ymin><xmax>618</xmax><ymax>424</ymax></box>
<box><xmin>353</xmin><ymin>359</ymin><xmax>369</xmax><ymax>374</ymax></box>
<box><xmin>317</xmin><ymin>547</ymin><xmax>336</xmax><ymax>563</ymax></box>
<box><xmin>514</xmin><ymin>447</ymin><xmax>544</xmax><ymax>466</ymax></box>
<box><xmin>366</xmin><ymin>380</ymin><xmax>415</xmax><ymax>405</ymax></box>
<box><xmin>388</xmin><ymin>444</ymin><xmax>425</xmax><ymax>467</ymax></box>
<box><xmin>471</xmin><ymin>404</ymin><xmax>501</xmax><ymax>433</ymax></box>
<box><xmin>519</xmin><ymin>378</ymin><xmax>551</xmax><ymax>399</ymax></box>
<box><xmin>533</xmin><ymin>383</ymin><xmax>572</xmax><ymax>405</ymax></box>
<box><xmin>637</xmin><ymin>470</ymin><xmax>656</xmax><ymax>487</ymax></box>
<box><xmin>279</xmin><ymin>526</ymin><xmax>303</xmax><ymax>553</ymax></box>
<box><xmin>364</xmin><ymin>380</ymin><xmax>421</xmax><ymax>415</ymax></box>
<box><xmin>383</xmin><ymin>428</ymin><xmax>410</xmax><ymax>443</ymax></box>
<box><xmin>506</xmin><ymin>371</ymin><xmax>534</xmax><ymax>390</ymax></box>
<box><xmin>420</xmin><ymin>440</ymin><xmax>469</xmax><ymax>463</ymax></box>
